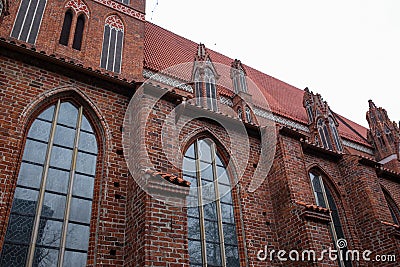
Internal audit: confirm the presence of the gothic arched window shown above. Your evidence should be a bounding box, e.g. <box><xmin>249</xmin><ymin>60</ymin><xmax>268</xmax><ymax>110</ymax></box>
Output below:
<box><xmin>59</xmin><ymin>10</ymin><xmax>73</xmax><ymax>46</ymax></box>
<box><xmin>317</xmin><ymin>119</ymin><xmax>333</xmax><ymax>150</ymax></box>
<box><xmin>245</xmin><ymin>106</ymin><xmax>252</xmax><ymax>123</ymax></box>
<box><xmin>11</xmin><ymin>0</ymin><xmax>47</xmax><ymax>43</ymax></box>
<box><xmin>194</xmin><ymin>69</ymin><xmax>203</xmax><ymax>106</ymax></box>
<box><xmin>232</xmin><ymin>69</ymin><xmax>247</xmax><ymax>93</ymax></box>
<box><xmin>204</xmin><ymin>68</ymin><xmax>217</xmax><ymax>111</ymax></box>
<box><xmin>100</xmin><ymin>15</ymin><xmax>124</xmax><ymax>73</ymax></box>
<box><xmin>184</xmin><ymin>138</ymin><xmax>240</xmax><ymax>266</ymax></box>
<box><xmin>0</xmin><ymin>100</ymin><xmax>98</xmax><ymax>267</ymax></box>
<box><xmin>305</xmin><ymin>100</ymin><xmax>314</xmax><ymax>122</ymax></box>
<box><xmin>310</xmin><ymin>172</ymin><xmax>352</xmax><ymax>267</ymax></box>
<box><xmin>72</xmin><ymin>14</ymin><xmax>85</xmax><ymax>50</ymax></box>
<box><xmin>329</xmin><ymin>117</ymin><xmax>343</xmax><ymax>152</ymax></box>
<box><xmin>237</xmin><ymin>107</ymin><xmax>243</xmax><ymax>120</ymax></box>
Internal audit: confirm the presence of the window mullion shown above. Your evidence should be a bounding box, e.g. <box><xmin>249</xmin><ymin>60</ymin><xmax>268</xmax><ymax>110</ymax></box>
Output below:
<box><xmin>57</xmin><ymin>106</ymin><xmax>83</xmax><ymax>267</ymax></box>
<box><xmin>25</xmin><ymin>0</ymin><xmax>40</xmax><ymax>41</ymax></box>
<box><xmin>26</xmin><ymin>100</ymin><xmax>61</xmax><ymax>267</ymax></box>
<box><xmin>211</xmin><ymin>143</ymin><xmax>226</xmax><ymax>267</ymax></box>
<box><xmin>194</xmin><ymin>141</ymin><xmax>207</xmax><ymax>266</ymax></box>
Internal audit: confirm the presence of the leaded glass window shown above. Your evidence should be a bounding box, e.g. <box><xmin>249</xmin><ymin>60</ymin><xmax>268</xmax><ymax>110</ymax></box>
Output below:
<box><xmin>245</xmin><ymin>106</ymin><xmax>252</xmax><ymax>123</ymax></box>
<box><xmin>204</xmin><ymin>68</ymin><xmax>217</xmax><ymax>111</ymax></box>
<box><xmin>0</xmin><ymin>100</ymin><xmax>98</xmax><ymax>267</ymax></box>
<box><xmin>309</xmin><ymin>172</ymin><xmax>352</xmax><ymax>267</ymax></box>
<box><xmin>100</xmin><ymin>15</ymin><xmax>124</xmax><ymax>73</ymax></box>
<box><xmin>11</xmin><ymin>0</ymin><xmax>47</xmax><ymax>44</ymax></box>
<box><xmin>232</xmin><ymin>69</ymin><xmax>247</xmax><ymax>94</ymax></box>
<box><xmin>184</xmin><ymin>139</ymin><xmax>240</xmax><ymax>267</ymax></box>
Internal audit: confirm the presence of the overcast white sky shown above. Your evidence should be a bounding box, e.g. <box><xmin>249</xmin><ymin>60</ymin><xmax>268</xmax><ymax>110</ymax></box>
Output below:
<box><xmin>145</xmin><ymin>0</ymin><xmax>400</xmax><ymax>128</ymax></box>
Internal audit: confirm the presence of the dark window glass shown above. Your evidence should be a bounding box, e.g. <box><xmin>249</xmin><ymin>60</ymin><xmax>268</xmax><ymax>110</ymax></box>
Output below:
<box><xmin>0</xmin><ymin>101</ymin><xmax>98</xmax><ymax>267</ymax></box>
<box><xmin>100</xmin><ymin>18</ymin><xmax>124</xmax><ymax>73</ymax></box>
<box><xmin>59</xmin><ymin>10</ymin><xmax>73</xmax><ymax>46</ymax></box>
<box><xmin>72</xmin><ymin>14</ymin><xmax>85</xmax><ymax>50</ymax></box>
<box><xmin>11</xmin><ymin>0</ymin><xmax>47</xmax><ymax>44</ymax></box>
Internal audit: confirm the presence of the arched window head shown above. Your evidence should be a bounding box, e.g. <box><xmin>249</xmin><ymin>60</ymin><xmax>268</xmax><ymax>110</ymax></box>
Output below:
<box><xmin>309</xmin><ymin>172</ymin><xmax>352</xmax><ymax>267</ymax></box>
<box><xmin>0</xmin><ymin>100</ymin><xmax>98</xmax><ymax>267</ymax></box>
<box><xmin>100</xmin><ymin>15</ymin><xmax>124</xmax><ymax>73</ymax></box>
<box><xmin>245</xmin><ymin>106</ymin><xmax>252</xmax><ymax>123</ymax></box>
<box><xmin>329</xmin><ymin>117</ymin><xmax>343</xmax><ymax>152</ymax></box>
<box><xmin>72</xmin><ymin>14</ymin><xmax>85</xmax><ymax>50</ymax></box>
<box><xmin>11</xmin><ymin>0</ymin><xmax>47</xmax><ymax>43</ymax></box>
<box><xmin>183</xmin><ymin>138</ymin><xmax>240</xmax><ymax>266</ymax></box>
<box><xmin>237</xmin><ymin>107</ymin><xmax>243</xmax><ymax>120</ymax></box>
<box><xmin>317</xmin><ymin>118</ymin><xmax>333</xmax><ymax>150</ymax></box>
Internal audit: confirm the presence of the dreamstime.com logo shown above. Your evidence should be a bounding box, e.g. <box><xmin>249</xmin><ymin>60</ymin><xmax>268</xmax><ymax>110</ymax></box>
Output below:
<box><xmin>257</xmin><ymin>239</ymin><xmax>396</xmax><ymax>263</ymax></box>
<box><xmin>122</xmin><ymin>62</ymin><xmax>277</xmax><ymax>207</ymax></box>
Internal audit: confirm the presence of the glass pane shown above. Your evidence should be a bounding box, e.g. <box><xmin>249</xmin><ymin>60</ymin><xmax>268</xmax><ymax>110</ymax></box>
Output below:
<box><xmin>200</xmin><ymin>161</ymin><xmax>213</xmax><ymax>181</ymax></box>
<box><xmin>69</xmin><ymin>197</ymin><xmax>92</xmax><ymax>224</ymax></box>
<box><xmin>72</xmin><ymin>174</ymin><xmax>94</xmax><ymax>199</ymax></box>
<box><xmin>198</xmin><ymin>139</ymin><xmax>212</xmax><ymax>163</ymax></box>
<box><xmin>11</xmin><ymin>187</ymin><xmax>39</xmax><ymax>215</ymax></box>
<box><xmin>4</xmin><ymin>214</ymin><xmax>34</xmax><ymax>243</ymax></box>
<box><xmin>65</xmin><ymin>223</ymin><xmax>90</xmax><ymax>251</ymax></box>
<box><xmin>223</xmin><ymin>223</ymin><xmax>238</xmax><ymax>245</ymax></box>
<box><xmin>80</xmin><ymin>115</ymin><xmax>93</xmax><ymax>133</ymax></box>
<box><xmin>42</xmin><ymin>193</ymin><xmax>66</xmax><ymax>220</ymax></box>
<box><xmin>38</xmin><ymin>105</ymin><xmax>55</xmax><ymax>121</ymax></box>
<box><xmin>182</xmin><ymin>157</ymin><xmax>196</xmax><ymax>177</ymax></box>
<box><xmin>203</xmin><ymin>202</ymin><xmax>218</xmax><ymax>221</ymax></box>
<box><xmin>28</xmin><ymin>119</ymin><xmax>51</xmax><ymax>142</ymax></box>
<box><xmin>185</xmin><ymin>143</ymin><xmax>195</xmax><ymax>159</ymax></box>
<box><xmin>216</xmin><ymin>166</ymin><xmax>229</xmax><ymax>185</ymax></box>
<box><xmin>57</xmin><ymin>102</ymin><xmax>78</xmax><ymax>127</ymax></box>
<box><xmin>36</xmin><ymin>219</ymin><xmax>62</xmax><ymax>248</ymax></box>
<box><xmin>53</xmin><ymin>125</ymin><xmax>76</xmax><ymax>148</ymax></box>
<box><xmin>188</xmin><ymin>240</ymin><xmax>202</xmax><ymax>265</ymax></box>
<box><xmin>22</xmin><ymin>139</ymin><xmax>47</xmax><ymax>164</ymax></box>
<box><xmin>219</xmin><ymin>184</ymin><xmax>232</xmax><ymax>203</ymax></box>
<box><xmin>204</xmin><ymin>220</ymin><xmax>220</xmax><ymax>243</ymax></box>
<box><xmin>49</xmin><ymin>146</ymin><xmax>73</xmax><ymax>170</ymax></box>
<box><xmin>33</xmin><ymin>247</ymin><xmax>58</xmax><ymax>267</ymax></box>
<box><xmin>225</xmin><ymin>245</ymin><xmax>240</xmax><ymax>267</ymax></box>
<box><xmin>76</xmin><ymin>152</ymin><xmax>97</xmax><ymax>175</ymax></box>
<box><xmin>0</xmin><ymin>243</ymin><xmax>29</xmax><ymax>267</ymax></box>
<box><xmin>78</xmin><ymin>132</ymin><xmax>97</xmax><ymax>154</ymax></box>
<box><xmin>202</xmin><ymin>182</ymin><xmax>216</xmax><ymax>203</ymax></box>
<box><xmin>107</xmin><ymin>28</ymin><xmax>117</xmax><ymax>71</ymax></box>
<box><xmin>46</xmin><ymin>168</ymin><xmax>69</xmax><ymax>194</ymax></box>
<box><xmin>188</xmin><ymin>216</ymin><xmax>201</xmax><ymax>240</ymax></box>
<box><xmin>17</xmin><ymin>163</ymin><xmax>42</xmax><ymax>189</ymax></box>
<box><xmin>215</xmin><ymin>155</ymin><xmax>224</xmax><ymax>167</ymax></box>
<box><xmin>63</xmin><ymin>250</ymin><xmax>87</xmax><ymax>267</ymax></box>
<box><xmin>221</xmin><ymin>203</ymin><xmax>235</xmax><ymax>223</ymax></box>
<box><xmin>206</xmin><ymin>242</ymin><xmax>222</xmax><ymax>266</ymax></box>
<box><xmin>311</xmin><ymin>175</ymin><xmax>323</xmax><ymax>193</ymax></box>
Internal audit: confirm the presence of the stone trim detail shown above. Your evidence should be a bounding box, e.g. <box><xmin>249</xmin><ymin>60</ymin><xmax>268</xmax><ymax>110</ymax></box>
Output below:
<box><xmin>105</xmin><ymin>14</ymin><xmax>124</xmax><ymax>31</ymax></box>
<box><xmin>219</xmin><ymin>96</ymin><xmax>233</xmax><ymax>107</ymax></box>
<box><xmin>143</xmin><ymin>69</ymin><xmax>193</xmax><ymax>93</ymax></box>
<box><xmin>93</xmin><ymin>0</ymin><xmax>145</xmax><ymax>21</ymax></box>
<box><xmin>254</xmin><ymin>108</ymin><xmax>310</xmax><ymax>132</ymax></box>
<box><xmin>342</xmin><ymin>139</ymin><xmax>374</xmax><ymax>155</ymax></box>
<box><xmin>65</xmin><ymin>0</ymin><xmax>90</xmax><ymax>17</ymax></box>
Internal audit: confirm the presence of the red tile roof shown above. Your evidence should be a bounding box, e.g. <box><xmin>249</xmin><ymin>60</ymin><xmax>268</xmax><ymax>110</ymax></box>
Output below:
<box><xmin>144</xmin><ymin>22</ymin><xmax>371</xmax><ymax>147</ymax></box>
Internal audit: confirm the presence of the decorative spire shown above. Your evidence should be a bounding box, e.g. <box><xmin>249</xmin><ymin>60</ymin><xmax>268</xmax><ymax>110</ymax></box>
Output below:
<box><xmin>366</xmin><ymin>100</ymin><xmax>400</xmax><ymax>162</ymax></box>
<box><xmin>196</xmin><ymin>43</ymin><xmax>207</xmax><ymax>61</ymax></box>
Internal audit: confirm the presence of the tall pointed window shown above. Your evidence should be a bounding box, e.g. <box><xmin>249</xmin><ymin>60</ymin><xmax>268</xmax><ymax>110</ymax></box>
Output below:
<box><xmin>0</xmin><ymin>101</ymin><xmax>98</xmax><ymax>267</ymax></box>
<box><xmin>59</xmin><ymin>10</ymin><xmax>73</xmax><ymax>46</ymax></box>
<box><xmin>305</xmin><ymin>100</ymin><xmax>314</xmax><ymax>123</ymax></box>
<box><xmin>11</xmin><ymin>0</ymin><xmax>47</xmax><ymax>43</ymax></box>
<box><xmin>232</xmin><ymin>69</ymin><xmax>247</xmax><ymax>93</ymax></box>
<box><xmin>100</xmin><ymin>15</ymin><xmax>124</xmax><ymax>73</ymax></box>
<box><xmin>204</xmin><ymin>68</ymin><xmax>217</xmax><ymax>111</ymax></box>
<box><xmin>310</xmin><ymin>172</ymin><xmax>352</xmax><ymax>267</ymax></box>
<box><xmin>245</xmin><ymin>106</ymin><xmax>252</xmax><ymax>123</ymax></box>
<box><xmin>72</xmin><ymin>14</ymin><xmax>85</xmax><ymax>50</ymax></box>
<box><xmin>329</xmin><ymin>117</ymin><xmax>343</xmax><ymax>152</ymax></box>
<box><xmin>184</xmin><ymin>138</ymin><xmax>240</xmax><ymax>266</ymax></box>
<box><xmin>317</xmin><ymin>119</ymin><xmax>333</xmax><ymax>150</ymax></box>
<box><xmin>194</xmin><ymin>69</ymin><xmax>203</xmax><ymax>106</ymax></box>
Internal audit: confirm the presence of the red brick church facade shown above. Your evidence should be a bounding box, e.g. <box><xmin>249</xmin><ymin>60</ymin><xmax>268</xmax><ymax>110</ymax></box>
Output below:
<box><xmin>0</xmin><ymin>0</ymin><xmax>399</xmax><ymax>266</ymax></box>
